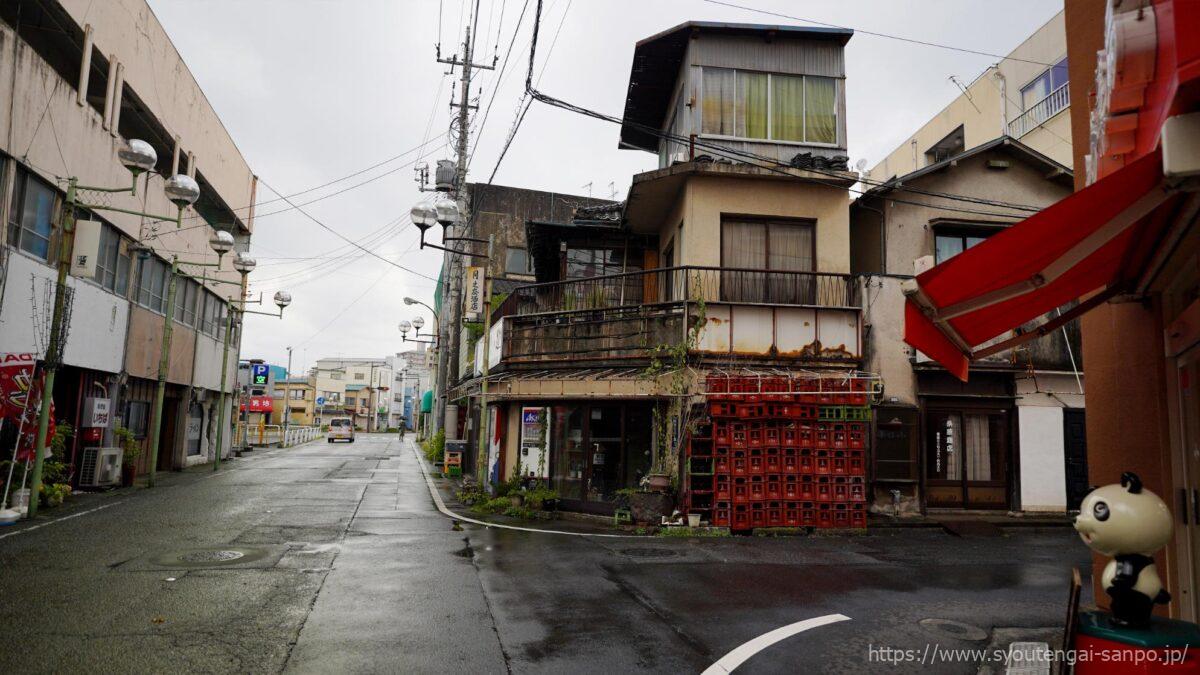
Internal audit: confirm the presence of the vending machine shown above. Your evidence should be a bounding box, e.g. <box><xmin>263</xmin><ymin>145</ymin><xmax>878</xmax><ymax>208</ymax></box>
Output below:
<box><xmin>519</xmin><ymin>407</ymin><xmax>550</xmax><ymax>480</ymax></box>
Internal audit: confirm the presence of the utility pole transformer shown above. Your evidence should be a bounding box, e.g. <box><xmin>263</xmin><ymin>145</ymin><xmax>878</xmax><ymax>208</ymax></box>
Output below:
<box><xmin>433</xmin><ymin>16</ymin><xmax>493</xmax><ymax>441</ymax></box>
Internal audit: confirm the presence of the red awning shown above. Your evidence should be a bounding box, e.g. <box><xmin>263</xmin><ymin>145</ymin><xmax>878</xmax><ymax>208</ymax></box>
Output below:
<box><xmin>903</xmin><ymin>148</ymin><xmax>1172</xmax><ymax>380</ymax></box>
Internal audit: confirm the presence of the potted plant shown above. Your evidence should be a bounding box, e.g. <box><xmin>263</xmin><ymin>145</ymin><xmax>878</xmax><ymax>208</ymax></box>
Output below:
<box><xmin>115</xmin><ymin>426</ymin><xmax>141</xmax><ymax>487</ymax></box>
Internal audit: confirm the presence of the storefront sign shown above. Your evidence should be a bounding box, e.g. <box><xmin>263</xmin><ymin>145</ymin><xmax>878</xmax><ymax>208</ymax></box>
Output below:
<box><xmin>83</xmin><ymin>397</ymin><xmax>112</xmax><ymax>428</ymax></box>
<box><xmin>70</xmin><ymin>220</ymin><xmax>102</xmax><ymax>277</ymax></box>
<box><xmin>240</xmin><ymin>395</ymin><xmax>273</xmax><ymax>412</ymax></box>
<box><xmin>0</xmin><ymin>353</ymin><xmax>54</xmax><ymax>461</ymax></box>
<box><xmin>464</xmin><ymin>266</ymin><xmax>484</xmax><ymax>317</ymax></box>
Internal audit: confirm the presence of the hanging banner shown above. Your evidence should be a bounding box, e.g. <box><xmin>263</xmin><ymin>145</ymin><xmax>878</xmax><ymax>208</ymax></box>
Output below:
<box><xmin>464</xmin><ymin>266</ymin><xmax>484</xmax><ymax>318</ymax></box>
<box><xmin>70</xmin><ymin>220</ymin><xmax>102</xmax><ymax>277</ymax></box>
<box><xmin>0</xmin><ymin>353</ymin><xmax>55</xmax><ymax>462</ymax></box>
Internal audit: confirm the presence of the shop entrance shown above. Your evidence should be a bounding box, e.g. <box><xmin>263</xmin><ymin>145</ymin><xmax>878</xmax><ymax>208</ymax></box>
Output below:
<box><xmin>549</xmin><ymin>403</ymin><xmax>652</xmax><ymax>513</ymax></box>
<box><xmin>925</xmin><ymin>406</ymin><xmax>1011</xmax><ymax>509</ymax></box>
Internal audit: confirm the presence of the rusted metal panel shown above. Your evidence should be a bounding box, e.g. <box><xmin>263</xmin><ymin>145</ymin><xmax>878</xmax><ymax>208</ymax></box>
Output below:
<box><xmin>731</xmin><ymin>305</ymin><xmax>774</xmax><ymax>353</ymax></box>
<box><xmin>775</xmin><ymin>307</ymin><xmax>818</xmax><ymax>354</ymax></box>
<box><xmin>816</xmin><ymin>308</ymin><xmax>860</xmax><ymax>359</ymax></box>
<box><xmin>698</xmin><ymin>304</ymin><xmax>731</xmax><ymax>353</ymax></box>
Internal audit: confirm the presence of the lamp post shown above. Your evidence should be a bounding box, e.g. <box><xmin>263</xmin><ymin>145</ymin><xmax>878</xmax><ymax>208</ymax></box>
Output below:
<box><xmin>283</xmin><ymin>346</ymin><xmax>294</xmax><ymax>439</ymax></box>
<box><xmin>26</xmin><ymin>139</ymin><xmax>197</xmax><ymax>516</ymax></box>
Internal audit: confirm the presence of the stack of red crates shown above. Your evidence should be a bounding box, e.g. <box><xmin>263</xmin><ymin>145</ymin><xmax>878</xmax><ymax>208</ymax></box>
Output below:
<box><xmin>689</xmin><ymin>375</ymin><xmax>869</xmax><ymax>531</ymax></box>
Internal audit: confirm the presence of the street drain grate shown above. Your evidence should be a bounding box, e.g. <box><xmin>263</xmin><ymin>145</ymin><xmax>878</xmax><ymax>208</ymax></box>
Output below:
<box><xmin>918</xmin><ymin>618</ymin><xmax>989</xmax><ymax>642</ymax></box>
<box><xmin>363</xmin><ymin>456</ymin><xmax>392</xmax><ymax>461</ymax></box>
<box><xmin>179</xmin><ymin>550</ymin><xmax>245</xmax><ymax>563</ymax></box>
<box><xmin>152</xmin><ymin>547</ymin><xmax>270</xmax><ymax>568</ymax></box>
<box><xmin>620</xmin><ymin>547</ymin><xmax>678</xmax><ymax>559</ymax></box>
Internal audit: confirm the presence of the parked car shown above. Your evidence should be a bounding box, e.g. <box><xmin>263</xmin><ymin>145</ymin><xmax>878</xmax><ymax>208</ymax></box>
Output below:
<box><xmin>327</xmin><ymin>417</ymin><xmax>355</xmax><ymax>443</ymax></box>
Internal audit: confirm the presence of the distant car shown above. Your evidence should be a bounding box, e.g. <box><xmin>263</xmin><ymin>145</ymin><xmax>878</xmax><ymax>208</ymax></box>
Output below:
<box><xmin>327</xmin><ymin>417</ymin><xmax>355</xmax><ymax>443</ymax></box>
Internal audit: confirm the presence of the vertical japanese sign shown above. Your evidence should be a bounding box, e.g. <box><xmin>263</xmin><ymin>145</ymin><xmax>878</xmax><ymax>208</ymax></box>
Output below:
<box><xmin>70</xmin><ymin>219</ymin><xmax>101</xmax><ymax>277</ymax></box>
<box><xmin>0</xmin><ymin>353</ymin><xmax>54</xmax><ymax>461</ymax></box>
<box><xmin>464</xmin><ymin>266</ymin><xmax>484</xmax><ymax>318</ymax></box>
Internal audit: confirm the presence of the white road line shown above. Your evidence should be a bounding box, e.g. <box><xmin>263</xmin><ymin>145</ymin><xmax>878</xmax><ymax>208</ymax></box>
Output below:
<box><xmin>0</xmin><ymin>499</ymin><xmax>127</xmax><ymax>541</ymax></box>
<box><xmin>409</xmin><ymin>441</ymin><xmax>639</xmax><ymax>538</ymax></box>
<box><xmin>701</xmin><ymin>614</ymin><xmax>853</xmax><ymax>674</ymax></box>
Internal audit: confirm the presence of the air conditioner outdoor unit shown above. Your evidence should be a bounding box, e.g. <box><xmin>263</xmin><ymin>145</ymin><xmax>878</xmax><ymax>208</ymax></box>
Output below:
<box><xmin>78</xmin><ymin>447</ymin><xmax>123</xmax><ymax>488</ymax></box>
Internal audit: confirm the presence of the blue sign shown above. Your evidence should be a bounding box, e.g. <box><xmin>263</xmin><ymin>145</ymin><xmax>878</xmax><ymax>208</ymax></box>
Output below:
<box><xmin>316</xmin><ymin>396</ymin><xmax>326</xmax><ymax>406</ymax></box>
<box><xmin>250</xmin><ymin>364</ymin><xmax>269</xmax><ymax>386</ymax></box>
<box><xmin>522</xmin><ymin>409</ymin><xmax>540</xmax><ymax>424</ymax></box>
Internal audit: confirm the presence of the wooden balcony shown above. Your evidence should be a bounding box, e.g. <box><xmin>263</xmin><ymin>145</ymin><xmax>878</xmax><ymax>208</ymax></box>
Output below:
<box><xmin>487</xmin><ymin>266</ymin><xmax>862</xmax><ymax>369</ymax></box>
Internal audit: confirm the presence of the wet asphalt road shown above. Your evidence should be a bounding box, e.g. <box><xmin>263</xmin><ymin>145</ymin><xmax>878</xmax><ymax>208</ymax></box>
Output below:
<box><xmin>0</xmin><ymin>433</ymin><xmax>1091</xmax><ymax>674</ymax></box>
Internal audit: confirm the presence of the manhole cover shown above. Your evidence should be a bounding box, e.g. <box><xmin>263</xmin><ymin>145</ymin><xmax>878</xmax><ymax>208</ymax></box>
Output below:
<box><xmin>620</xmin><ymin>547</ymin><xmax>678</xmax><ymax>558</ymax></box>
<box><xmin>179</xmin><ymin>550</ymin><xmax>244</xmax><ymax>563</ymax></box>
<box><xmin>152</xmin><ymin>547</ymin><xmax>269</xmax><ymax>568</ymax></box>
<box><xmin>918</xmin><ymin>618</ymin><xmax>989</xmax><ymax>642</ymax></box>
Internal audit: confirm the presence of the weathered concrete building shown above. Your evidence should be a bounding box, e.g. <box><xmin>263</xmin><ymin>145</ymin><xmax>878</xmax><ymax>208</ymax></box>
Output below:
<box><xmin>0</xmin><ymin>0</ymin><xmax>253</xmax><ymax>476</ymax></box>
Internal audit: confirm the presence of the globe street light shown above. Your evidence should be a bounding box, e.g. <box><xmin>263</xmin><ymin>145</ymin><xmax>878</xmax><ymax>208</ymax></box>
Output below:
<box><xmin>233</xmin><ymin>253</ymin><xmax>256</xmax><ymax>275</ymax></box>
<box><xmin>209</xmin><ymin>230</ymin><xmax>234</xmax><ymax>262</ymax></box>
<box><xmin>274</xmin><ymin>291</ymin><xmax>293</xmax><ymax>311</ymax></box>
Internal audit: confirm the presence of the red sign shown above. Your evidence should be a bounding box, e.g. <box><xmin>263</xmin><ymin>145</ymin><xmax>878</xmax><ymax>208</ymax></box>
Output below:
<box><xmin>0</xmin><ymin>352</ymin><xmax>55</xmax><ymax>462</ymax></box>
<box><xmin>240</xmin><ymin>395</ymin><xmax>274</xmax><ymax>413</ymax></box>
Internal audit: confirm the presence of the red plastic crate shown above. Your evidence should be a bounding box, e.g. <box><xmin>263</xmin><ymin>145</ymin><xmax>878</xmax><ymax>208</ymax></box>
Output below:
<box><xmin>797</xmin><ymin>422</ymin><xmax>814</xmax><ymax>446</ymax></box>
<box><xmin>714</xmin><ymin>421</ymin><xmax>731</xmax><ymax>446</ymax></box>
<box><xmin>815</xmin><ymin>476</ymin><xmax>832</xmax><ymax>502</ymax></box>
<box><xmin>814</xmin><ymin>423</ymin><xmax>832</xmax><ymax>449</ymax></box>
<box><xmin>733</xmin><ymin>504</ymin><xmax>750</xmax><ymax>530</ymax></box>
<box><xmin>731</xmin><ymin>423</ymin><xmax>747</xmax><ymax>449</ymax></box>
<box><xmin>748</xmin><ymin>448</ymin><xmax>764</xmax><ymax>475</ymax></box>
<box><xmin>715</xmin><ymin>474</ymin><xmax>731</xmax><ymax>500</ymax></box>
<box><xmin>737</xmin><ymin>403</ymin><xmax>765</xmax><ymax>418</ymax></box>
<box><xmin>765</xmin><ymin>447</ymin><xmax>781</xmax><ymax>474</ymax></box>
<box><xmin>749</xmin><ymin>475</ymin><xmax>765</xmax><ymax>501</ymax></box>
<box><xmin>799</xmin><ymin>475</ymin><xmax>815</xmax><ymax>500</ymax></box>
<box><xmin>817</xmin><ymin>503</ymin><xmax>833</xmax><ymax>528</ymax></box>
<box><xmin>731</xmin><ymin>450</ymin><xmax>748</xmax><ymax>476</ymax></box>
<box><xmin>832</xmin><ymin>423</ymin><xmax>848</xmax><ymax>449</ymax></box>
<box><xmin>815</xmin><ymin>449</ymin><xmax>831</xmax><ymax>475</ymax></box>
<box><xmin>764</xmin><ymin>425</ymin><xmax>780</xmax><ymax>446</ymax></box>
<box><xmin>748</xmin><ymin>424</ymin><xmax>764</xmax><ymax>448</ymax></box>
<box><xmin>833</xmin><ymin>506</ymin><xmax>851</xmax><ymax>528</ymax></box>
<box><xmin>751</xmin><ymin>503</ymin><xmax>766</xmax><ymax>527</ymax></box>
<box><xmin>832</xmin><ymin>477</ymin><xmax>849</xmax><ymax>502</ymax></box>
<box><xmin>831</xmin><ymin>450</ymin><xmax>847</xmax><ymax>476</ymax></box>
<box><xmin>781</xmin><ymin>426</ymin><xmax>798</xmax><ymax>448</ymax></box>
<box><xmin>798</xmin><ymin>448</ymin><xmax>814</xmax><ymax>474</ymax></box>
<box><xmin>732</xmin><ymin>476</ymin><xmax>749</xmax><ymax>503</ymax></box>
<box><xmin>783</xmin><ymin>475</ymin><xmax>799</xmax><ymax>499</ymax></box>
<box><xmin>851</xmin><ymin>510</ymin><xmax>867</xmax><ymax>528</ymax></box>
<box><xmin>766</xmin><ymin>475</ymin><xmax>782</xmax><ymax>499</ymax></box>
<box><xmin>713</xmin><ymin>502</ymin><xmax>731</xmax><ymax>527</ymax></box>
<box><xmin>766</xmin><ymin>501</ymin><xmax>783</xmax><ymax>527</ymax></box>
<box><xmin>782</xmin><ymin>447</ymin><xmax>798</xmax><ymax>474</ymax></box>
<box><xmin>801</xmin><ymin>504</ymin><xmax>817</xmax><ymax>527</ymax></box>
<box><xmin>847</xmin><ymin>422</ymin><xmax>866</xmax><ymax>449</ymax></box>
<box><xmin>848</xmin><ymin>453</ymin><xmax>865</xmax><ymax>476</ymax></box>
<box><xmin>784</xmin><ymin>505</ymin><xmax>800</xmax><ymax>527</ymax></box>
<box><xmin>849</xmin><ymin>476</ymin><xmax>865</xmax><ymax>501</ymax></box>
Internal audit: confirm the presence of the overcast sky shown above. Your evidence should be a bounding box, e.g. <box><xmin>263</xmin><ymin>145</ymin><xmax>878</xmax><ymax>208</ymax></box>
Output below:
<box><xmin>147</xmin><ymin>0</ymin><xmax>1063</xmax><ymax>377</ymax></box>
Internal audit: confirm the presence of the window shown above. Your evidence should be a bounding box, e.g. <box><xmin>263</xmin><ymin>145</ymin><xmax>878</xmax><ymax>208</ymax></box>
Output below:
<box><xmin>289</xmin><ymin>389</ymin><xmax>306</xmax><ymax>400</ymax></box>
<box><xmin>136</xmin><ymin>256</ymin><xmax>170</xmax><ymax>313</ymax></box>
<box><xmin>331</xmin><ymin>372</ymin><xmax>343</xmax><ymax>380</ymax></box>
<box><xmin>934</xmin><ymin>232</ymin><xmax>990</xmax><ymax>264</ymax></box>
<box><xmin>8</xmin><ymin>168</ymin><xmax>56</xmax><ymax>261</ymax></box>
<box><xmin>125</xmin><ymin>401</ymin><xmax>150</xmax><ymax>438</ymax></box>
<box><xmin>354</xmin><ymin>372</ymin><xmax>365</xmax><ymax>380</ymax></box>
<box><xmin>1021</xmin><ymin>57</ymin><xmax>1069</xmax><ymax>110</ymax></box>
<box><xmin>925</xmin><ymin>126</ymin><xmax>965</xmax><ymax>166</ymax></box>
<box><xmin>93</xmin><ymin>223</ymin><xmax>131</xmax><ymax>296</ymax></box>
<box><xmin>175</xmin><ymin>277</ymin><xmax>198</xmax><ymax>327</ymax></box>
<box><xmin>200</xmin><ymin>291</ymin><xmax>225</xmax><ymax>337</ymax></box>
<box><xmin>720</xmin><ymin>219</ymin><xmax>815</xmax><ymax>303</ymax></box>
<box><xmin>345</xmin><ymin>396</ymin><xmax>356</xmax><ymax>407</ymax></box>
<box><xmin>565</xmin><ymin>247</ymin><xmax>641</xmax><ymax>279</ymax></box>
<box><xmin>701</xmin><ymin>67</ymin><xmax>838</xmax><ymax>145</ymax></box>
<box><xmin>505</xmin><ymin>247</ymin><xmax>532</xmax><ymax>275</ymax></box>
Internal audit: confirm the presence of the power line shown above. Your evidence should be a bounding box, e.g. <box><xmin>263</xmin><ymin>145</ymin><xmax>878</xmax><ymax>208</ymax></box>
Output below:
<box><xmin>257</xmin><ymin>177</ymin><xmax>441</xmax><ymax>285</ymax></box>
<box><xmin>467</xmin><ymin>0</ymin><xmax>532</xmax><ymax>168</ymax></box>
<box><xmin>293</xmin><ymin>268</ymin><xmax>393</xmax><ymax>348</ymax></box>
<box><xmin>701</xmin><ymin>0</ymin><xmax>1056</xmax><ymax>67</ymax></box>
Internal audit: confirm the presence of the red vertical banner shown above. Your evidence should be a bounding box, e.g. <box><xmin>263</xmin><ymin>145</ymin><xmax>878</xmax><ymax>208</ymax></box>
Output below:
<box><xmin>0</xmin><ymin>353</ymin><xmax>55</xmax><ymax>462</ymax></box>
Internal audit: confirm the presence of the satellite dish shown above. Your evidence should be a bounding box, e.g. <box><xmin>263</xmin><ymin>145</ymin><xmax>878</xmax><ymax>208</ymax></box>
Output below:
<box><xmin>855</xmin><ymin>158</ymin><xmax>868</xmax><ymax>173</ymax></box>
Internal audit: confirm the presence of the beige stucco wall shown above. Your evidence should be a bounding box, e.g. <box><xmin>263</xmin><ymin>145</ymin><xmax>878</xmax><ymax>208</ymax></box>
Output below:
<box><xmin>866</xmin><ymin>10</ymin><xmax>1070</xmax><ymax>183</ymax></box>
<box><xmin>658</xmin><ymin>175</ymin><xmax>851</xmax><ymax>275</ymax></box>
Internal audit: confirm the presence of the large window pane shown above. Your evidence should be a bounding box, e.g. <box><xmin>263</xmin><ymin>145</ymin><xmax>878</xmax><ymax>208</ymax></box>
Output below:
<box><xmin>1050</xmin><ymin>57</ymin><xmax>1069</xmax><ymax>90</ymax></box>
<box><xmin>770</xmin><ymin>74</ymin><xmax>804</xmax><ymax>141</ymax></box>
<box><xmin>738</xmin><ymin>71</ymin><xmax>768</xmax><ymax>139</ymax></box>
<box><xmin>768</xmin><ymin>222</ymin><xmax>814</xmax><ymax>303</ymax></box>
<box><xmin>701</xmin><ymin>67</ymin><xmax>737</xmax><ymax>136</ymax></box>
<box><xmin>804</xmin><ymin>76</ymin><xmax>837</xmax><ymax>144</ymax></box>
<box><xmin>19</xmin><ymin>175</ymin><xmax>55</xmax><ymax>260</ymax></box>
<box><xmin>551</xmin><ymin>405</ymin><xmax>585</xmax><ymax>501</ymax></box>
<box><xmin>935</xmin><ymin>235</ymin><xmax>965</xmax><ymax>264</ymax></box>
<box><xmin>721</xmin><ymin>220</ymin><xmax>766</xmax><ymax>302</ymax></box>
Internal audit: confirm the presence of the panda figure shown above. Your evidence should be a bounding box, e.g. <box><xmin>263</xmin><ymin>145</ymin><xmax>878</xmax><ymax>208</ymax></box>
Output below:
<box><xmin>1073</xmin><ymin>472</ymin><xmax>1173</xmax><ymax>628</ymax></box>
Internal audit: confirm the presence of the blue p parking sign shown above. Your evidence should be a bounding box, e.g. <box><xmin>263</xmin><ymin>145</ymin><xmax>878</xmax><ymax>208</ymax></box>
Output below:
<box><xmin>251</xmin><ymin>364</ymin><xmax>269</xmax><ymax>386</ymax></box>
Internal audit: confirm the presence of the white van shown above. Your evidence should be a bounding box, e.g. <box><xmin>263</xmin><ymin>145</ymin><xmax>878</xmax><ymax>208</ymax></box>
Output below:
<box><xmin>327</xmin><ymin>417</ymin><xmax>355</xmax><ymax>443</ymax></box>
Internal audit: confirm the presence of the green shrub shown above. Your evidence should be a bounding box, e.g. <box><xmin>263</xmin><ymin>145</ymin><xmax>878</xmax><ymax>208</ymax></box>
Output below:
<box><xmin>470</xmin><ymin>496</ymin><xmax>512</xmax><ymax>515</ymax></box>
<box><xmin>422</xmin><ymin>429</ymin><xmax>445</xmax><ymax>462</ymax></box>
<box><xmin>503</xmin><ymin>505</ymin><xmax>535</xmax><ymax>519</ymax></box>
<box><xmin>456</xmin><ymin>485</ymin><xmax>489</xmax><ymax>506</ymax></box>
<box><xmin>522</xmin><ymin>487</ymin><xmax>558</xmax><ymax>510</ymax></box>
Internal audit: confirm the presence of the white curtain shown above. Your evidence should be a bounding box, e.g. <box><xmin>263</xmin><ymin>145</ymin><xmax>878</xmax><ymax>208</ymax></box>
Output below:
<box><xmin>964</xmin><ymin>414</ymin><xmax>992</xmax><ymax>481</ymax></box>
<box><xmin>768</xmin><ymin>223</ymin><xmax>814</xmax><ymax>303</ymax></box>
<box><xmin>702</xmin><ymin>68</ymin><xmax>737</xmax><ymax>136</ymax></box>
<box><xmin>722</xmin><ymin>221</ymin><xmax>766</xmax><ymax>302</ymax></box>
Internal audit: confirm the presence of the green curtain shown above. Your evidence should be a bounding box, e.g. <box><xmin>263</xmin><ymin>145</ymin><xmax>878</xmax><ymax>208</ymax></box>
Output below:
<box><xmin>805</xmin><ymin>76</ymin><xmax>837</xmax><ymax>144</ymax></box>
<box><xmin>739</xmin><ymin>71</ymin><xmax>768</xmax><ymax>139</ymax></box>
<box><xmin>770</xmin><ymin>74</ymin><xmax>804</xmax><ymax>142</ymax></box>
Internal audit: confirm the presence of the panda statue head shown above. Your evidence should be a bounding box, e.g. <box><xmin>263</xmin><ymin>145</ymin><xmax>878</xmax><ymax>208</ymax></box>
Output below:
<box><xmin>1074</xmin><ymin>472</ymin><xmax>1173</xmax><ymax>557</ymax></box>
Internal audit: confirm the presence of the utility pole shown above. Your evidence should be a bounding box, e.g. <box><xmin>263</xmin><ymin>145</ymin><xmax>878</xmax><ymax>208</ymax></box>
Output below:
<box><xmin>282</xmin><ymin>346</ymin><xmax>293</xmax><ymax>441</ymax></box>
<box><xmin>434</xmin><ymin>13</ymin><xmax>493</xmax><ymax>442</ymax></box>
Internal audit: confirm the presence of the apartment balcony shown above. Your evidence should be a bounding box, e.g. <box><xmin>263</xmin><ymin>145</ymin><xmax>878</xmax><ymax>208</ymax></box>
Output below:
<box><xmin>1007</xmin><ymin>85</ymin><xmax>1069</xmax><ymax>139</ymax></box>
<box><xmin>488</xmin><ymin>266</ymin><xmax>862</xmax><ymax>369</ymax></box>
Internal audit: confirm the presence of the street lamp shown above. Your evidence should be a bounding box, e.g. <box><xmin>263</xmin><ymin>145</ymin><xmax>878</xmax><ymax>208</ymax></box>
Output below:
<box><xmin>400</xmin><ymin>319</ymin><xmax>435</xmax><ymax>345</ymax></box>
<box><xmin>409</xmin><ymin>199</ymin><xmax>488</xmax><ymax>257</ymax></box>
<box><xmin>26</xmin><ymin>139</ymin><xmax>208</xmax><ymax>516</ymax></box>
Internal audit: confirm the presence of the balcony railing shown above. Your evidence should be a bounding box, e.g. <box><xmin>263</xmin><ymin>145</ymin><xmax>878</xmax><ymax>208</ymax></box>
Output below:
<box><xmin>493</xmin><ymin>266</ymin><xmax>860</xmax><ymax>321</ymax></box>
<box><xmin>1007</xmin><ymin>84</ymin><xmax>1070</xmax><ymax>139</ymax></box>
